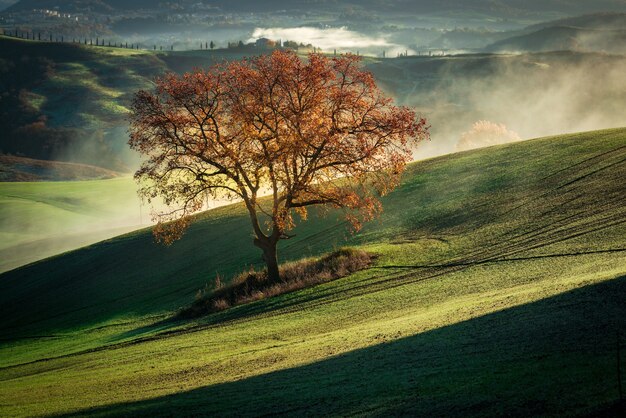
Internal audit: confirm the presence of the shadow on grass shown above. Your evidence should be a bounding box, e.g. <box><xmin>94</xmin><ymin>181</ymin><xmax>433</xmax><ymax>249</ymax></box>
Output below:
<box><xmin>62</xmin><ymin>275</ymin><xmax>626</xmax><ymax>417</ymax></box>
<box><xmin>107</xmin><ymin>266</ymin><xmax>404</xmax><ymax>344</ymax></box>
<box><xmin>106</xmin><ymin>317</ymin><xmax>186</xmax><ymax>344</ymax></box>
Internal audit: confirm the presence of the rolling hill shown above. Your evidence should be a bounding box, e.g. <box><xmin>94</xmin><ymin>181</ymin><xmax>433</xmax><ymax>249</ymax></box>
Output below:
<box><xmin>0</xmin><ymin>154</ymin><xmax>120</xmax><ymax>181</ymax></box>
<box><xmin>5</xmin><ymin>0</ymin><xmax>626</xmax><ymax>15</ymax></box>
<box><xmin>482</xmin><ymin>12</ymin><xmax>626</xmax><ymax>53</ymax></box>
<box><xmin>3</xmin><ymin>33</ymin><xmax>626</xmax><ymax>172</ymax></box>
<box><xmin>0</xmin><ymin>127</ymin><xmax>625</xmax><ymax>416</ymax></box>
<box><xmin>486</xmin><ymin>25</ymin><xmax>626</xmax><ymax>54</ymax></box>
<box><xmin>0</xmin><ymin>176</ymin><xmax>143</xmax><ymax>273</ymax></box>
<box><xmin>0</xmin><ymin>0</ymin><xmax>16</xmax><ymax>11</ymax></box>
<box><xmin>524</xmin><ymin>11</ymin><xmax>626</xmax><ymax>31</ymax></box>
<box><xmin>0</xmin><ymin>35</ymin><xmax>168</xmax><ymax>171</ymax></box>
<box><xmin>0</xmin><ymin>35</ymin><xmax>276</xmax><ymax>172</ymax></box>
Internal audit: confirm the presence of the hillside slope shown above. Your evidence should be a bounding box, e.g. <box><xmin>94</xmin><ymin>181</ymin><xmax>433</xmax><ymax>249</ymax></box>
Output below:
<box><xmin>0</xmin><ymin>177</ymin><xmax>143</xmax><ymax>273</ymax></box>
<box><xmin>524</xmin><ymin>11</ymin><xmax>626</xmax><ymax>31</ymax></box>
<box><xmin>6</xmin><ymin>0</ymin><xmax>626</xmax><ymax>15</ymax></box>
<box><xmin>0</xmin><ymin>36</ymin><xmax>274</xmax><ymax>171</ymax></box>
<box><xmin>4</xmin><ymin>33</ymin><xmax>625</xmax><ymax>169</ymax></box>
<box><xmin>486</xmin><ymin>25</ymin><xmax>626</xmax><ymax>54</ymax></box>
<box><xmin>0</xmin><ymin>35</ymin><xmax>165</xmax><ymax>171</ymax></box>
<box><xmin>0</xmin><ymin>154</ymin><xmax>120</xmax><ymax>181</ymax></box>
<box><xmin>0</xmin><ymin>128</ymin><xmax>625</xmax><ymax>416</ymax></box>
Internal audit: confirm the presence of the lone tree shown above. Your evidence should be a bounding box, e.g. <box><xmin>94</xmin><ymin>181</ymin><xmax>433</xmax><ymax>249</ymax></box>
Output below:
<box><xmin>129</xmin><ymin>50</ymin><xmax>428</xmax><ymax>281</ymax></box>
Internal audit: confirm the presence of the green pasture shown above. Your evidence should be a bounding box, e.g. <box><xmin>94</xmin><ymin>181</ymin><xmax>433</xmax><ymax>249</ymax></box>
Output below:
<box><xmin>0</xmin><ymin>178</ymin><xmax>143</xmax><ymax>273</ymax></box>
<box><xmin>0</xmin><ymin>128</ymin><xmax>625</xmax><ymax>416</ymax></box>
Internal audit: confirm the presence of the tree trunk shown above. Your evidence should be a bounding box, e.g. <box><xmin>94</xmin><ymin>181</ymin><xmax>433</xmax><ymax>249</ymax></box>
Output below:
<box><xmin>254</xmin><ymin>238</ymin><xmax>280</xmax><ymax>282</ymax></box>
<box><xmin>264</xmin><ymin>243</ymin><xmax>280</xmax><ymax>282</ymax></box>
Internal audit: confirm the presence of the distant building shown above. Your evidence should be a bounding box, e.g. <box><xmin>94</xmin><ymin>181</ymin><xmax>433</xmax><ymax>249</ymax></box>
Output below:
<box><xmin>255</xmin><ymin>38</ymin><xmax>276</xmax><ymax>49</ymax></box>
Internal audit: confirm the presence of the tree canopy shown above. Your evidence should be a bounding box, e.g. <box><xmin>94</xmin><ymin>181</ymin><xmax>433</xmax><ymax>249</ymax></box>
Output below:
<box><xmin>129</xmin><ymin>50</ymin><xmax>429</xmax><ymax>279</ymax></box>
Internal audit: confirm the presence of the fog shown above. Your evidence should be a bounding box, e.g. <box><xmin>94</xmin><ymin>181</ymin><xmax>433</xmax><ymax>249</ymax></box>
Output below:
<box><xmin>0</xmin><ymin>175</ymin><xmax>234</xmax><ymax>273</ymax></box>
<box><xmin>250</xmin><ymin>27</ymin><xmax>414</xmax><ymax>57</ymax></box>
<box><xmin>0</xmin><ymin>178</ymin><xmax>144</xmax><ymax>272</ymax></box>
<box><xmin>370</xmin><ymin>52</ymin><xmax>626</xmax><ymax>160</ymax></box>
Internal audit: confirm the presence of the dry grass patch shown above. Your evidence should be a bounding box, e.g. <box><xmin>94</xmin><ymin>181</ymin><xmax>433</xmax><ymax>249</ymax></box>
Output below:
<box><xmin>179</xmin><ymin>248</ymin><xmax>374</xmax><ymax>318</ymax></box>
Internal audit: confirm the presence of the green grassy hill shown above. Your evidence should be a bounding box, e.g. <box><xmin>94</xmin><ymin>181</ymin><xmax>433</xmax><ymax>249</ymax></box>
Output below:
<box><xmin>0</xmin><ymin>35</ymin><xmax>279</xmax><ymax>171</ymax></box>
<box><xmin>0</xmin><ymin>127</ymin><xmax>625</xmax><ymax>416</ymax></box>
<box><xmin>0</xmin><ymin>177</ymin><xmax>143</xmax><ymax>273</ymax></box>
<box><xmin>0</xmin><ymin>35</ymin><xmax>168</xmax><ymax>170</ymax></box>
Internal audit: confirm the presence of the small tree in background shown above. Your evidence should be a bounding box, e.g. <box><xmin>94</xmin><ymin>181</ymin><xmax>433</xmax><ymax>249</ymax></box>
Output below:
<box><xmin>457</xmin><ymin>120</ymin><xmax>520</xmax><ymax>152</ymax></box>
<box><xmin>129</xmin><ymin>50</ymin><xmax>428</xmax><ymax>280</ymax></box>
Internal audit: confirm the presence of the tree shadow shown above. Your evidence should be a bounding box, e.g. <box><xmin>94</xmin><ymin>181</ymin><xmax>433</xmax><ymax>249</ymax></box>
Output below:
<box><xmin>60</xmin><ymin>275</ymin><xmax>626</xmax><ymax>417</ymax></box>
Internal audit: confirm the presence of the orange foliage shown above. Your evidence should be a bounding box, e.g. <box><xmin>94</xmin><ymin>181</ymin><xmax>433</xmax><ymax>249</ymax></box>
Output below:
<box><xmin>129</xmin><ymin>50</ymin><xmax>428</xmax><ymax>273</ymax></box>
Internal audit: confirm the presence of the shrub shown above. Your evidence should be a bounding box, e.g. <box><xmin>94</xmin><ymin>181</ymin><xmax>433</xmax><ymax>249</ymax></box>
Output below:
<box><xmin>178</xmin><ymin>248</ymin><xmax>374</xmax><ymax>318</ymax></box>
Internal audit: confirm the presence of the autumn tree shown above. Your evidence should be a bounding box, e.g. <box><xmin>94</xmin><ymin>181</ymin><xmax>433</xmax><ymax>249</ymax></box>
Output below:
<box><xmin>129</xmin><ymin>50</ymin><xmax>429</xmax><ymax>281</ymax></box>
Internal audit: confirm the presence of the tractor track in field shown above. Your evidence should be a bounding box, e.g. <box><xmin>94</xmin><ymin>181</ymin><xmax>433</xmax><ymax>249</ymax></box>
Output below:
<box><xmin>377</xmin><ymin>248</ymin><xmax>626</xmax><ymax>270</ymax></box>
<box><xmin>538</xmin><ymin>144</ymin><xmax>626</xmax><ymax>182</ymax></box>
<box><xmin>493</xmin><ymin>144</ymin><xmax>626</xmax><ymax>221</ymax></box>
<box><xmin>444</xmin><ymin>146</ymin><xmax>626</xmax><ymax>265</ymax></box>
<box><xmin>454</xmin><ymin>207</ymin><xmax>626</xmax><ymax>266</ymax></box>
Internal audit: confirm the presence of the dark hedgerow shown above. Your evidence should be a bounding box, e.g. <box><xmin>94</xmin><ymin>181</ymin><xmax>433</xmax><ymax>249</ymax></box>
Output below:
<box><xmin>179</xmin><ymin>248</ymin><xmax>374</xmax><ymax>318</ymax></box>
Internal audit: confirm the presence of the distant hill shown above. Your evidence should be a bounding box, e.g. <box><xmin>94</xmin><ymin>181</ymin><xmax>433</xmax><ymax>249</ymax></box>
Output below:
<box><xmin>5</xmin><ymin>0</ymin><xmax>626</xmax><ymax>16</ymax></box>
<box><xmin>0</xmin><ymin>35</ymin><xmax>166</xmax><ymax>171</ymax></box>
<box><xmin>485</xmin><ymin>12</ymin><xmax>626</xmax><ymax>53</ymax></box>
<box><xmin>2</xmin><ymin>34</ymin><xmax>626</xmax><ymax>171</ymax></box>
<box><xmin>0</xmin><ymin>0</ymin><xmax>17</xmax><ymax>11</ymax></box>
<box><xmin>5</xmin><ymin>0</ymin><xmax>134</xmax><ymax>13</ymax></box>
<box><xmin>0</xmin><ymin>176</ymin><xmax>141</xmax><ymax>273</ymax></box>
<box><xmin>0</xmin><ymin>154</ymin><xmax>120</xmax><ymax>181</ymax></box>
<box><xmin>486</xmin><ymin>25</ymin><xmax>626</xmax><ymax>53</ymax></box>
<box><xmin>525</xmin><ymin>11</ymin><xmax>626</xmax><ymax>31</ymax></box>
<box><xmin>0</xmin><ymin>36</ymin><xmax>275</xmax><ymax>171</ymax></box>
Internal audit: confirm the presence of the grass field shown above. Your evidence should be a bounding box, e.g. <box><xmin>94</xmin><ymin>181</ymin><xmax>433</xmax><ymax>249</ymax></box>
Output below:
<box><xmin>0</xmin><ymin>128</ymin><xmax>625</xmax><ymax>416</ymax></box>
<box><xmin>0</xmin><ymin>177</ymin><xmax>143</xmax><ymax>273</ymax></box>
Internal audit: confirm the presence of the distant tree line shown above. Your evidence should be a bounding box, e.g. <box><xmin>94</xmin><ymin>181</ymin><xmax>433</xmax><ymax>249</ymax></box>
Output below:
<box><xmin>0</xmin><ymin>28</ymin><xmax>222</xmax><ymax>53</ymax></box>
<box><xmin>2</xmin><ymin>27</ymin><xmax>448</xmax><ymax>58</ymax></box>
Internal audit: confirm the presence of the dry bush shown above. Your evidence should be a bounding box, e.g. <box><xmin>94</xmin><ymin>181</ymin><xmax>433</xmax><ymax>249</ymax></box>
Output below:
<box><xmin>456</xmin><ymin>120</ymin><xmax>520</xmax><ymax>152</ymax></box>
<box><xmin>178</xmin><ymin>248</ymin><xmax>373</xmax><ymax>318</ymax></box>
